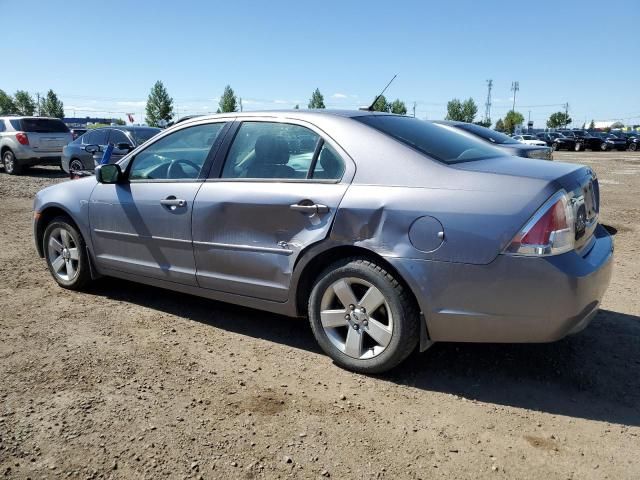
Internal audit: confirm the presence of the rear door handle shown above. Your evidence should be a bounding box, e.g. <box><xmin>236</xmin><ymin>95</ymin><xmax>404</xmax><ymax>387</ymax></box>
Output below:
<box><xmin>160</xmin><ymin>197</ymin><xmax>186</xmax><ymax>208</ymax></box>
<box><xmin>290</xmin><ymin>203</ymin><xmax>329</xmax><ymax>214</ymax></box>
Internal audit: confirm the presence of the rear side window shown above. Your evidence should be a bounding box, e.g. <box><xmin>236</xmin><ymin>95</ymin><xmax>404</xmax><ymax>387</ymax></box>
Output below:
<box><xmin>0</xmin><ymin>121</ymin><xmax>5</xmax><ymax>132</ymax></box>
<box><xmin>20</xmin><ymin>118</ymin><xmax>69</xmax><ymax>133</ymax></box>
<box><xmin>356</xmin><ymin>116</ymin><xmax>505</xmax><ymax>164</ymax></box>
<box><xmin>221</xmin><ymin>122</ymin><xmax>323</xmax><ymax>179</ymax></box>
<box><xmin>9</xmin><ymin>119</ymin><xmax>21</xmax><ymax>130</ymax></box>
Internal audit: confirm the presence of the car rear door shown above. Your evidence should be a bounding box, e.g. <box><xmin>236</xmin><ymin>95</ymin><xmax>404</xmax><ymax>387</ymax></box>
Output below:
<box><xmin>192</xmin><ymin>119</ymin><xmax>355</xmax><ymax>302</ymax></box>
<box><xmin>89</xmin><ymin>121</ymin><xmax>230</xmax><ymax>285</ymax></box>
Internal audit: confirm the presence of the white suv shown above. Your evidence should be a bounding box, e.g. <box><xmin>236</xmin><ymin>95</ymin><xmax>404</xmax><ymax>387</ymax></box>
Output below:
<box><xmin>0</xmin><ymin>117</ymin><xmax>72</xmax><ymax>174</ymax></box>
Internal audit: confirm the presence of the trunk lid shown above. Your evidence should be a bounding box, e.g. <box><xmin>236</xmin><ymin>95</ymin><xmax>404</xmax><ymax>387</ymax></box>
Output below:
<box><xmin>455</xmin><ymin>156</ymin><xmax>599</xmax><ymax>253</ymax></box>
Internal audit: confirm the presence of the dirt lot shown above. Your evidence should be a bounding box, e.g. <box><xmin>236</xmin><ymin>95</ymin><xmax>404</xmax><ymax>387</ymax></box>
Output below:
<box><xmin>1</xmin><ymin>151</ymin><xmax>639</xmax><ymax>480</ymax></box>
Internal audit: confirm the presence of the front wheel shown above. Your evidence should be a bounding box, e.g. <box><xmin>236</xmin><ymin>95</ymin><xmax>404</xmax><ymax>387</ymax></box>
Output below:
<box><xmin>574</xmin><ymin>142</ymin><xmax>583</xmax><ymax>152</ymax></box>
<box><xmin>600</xmin><ymin>143</ymin><xmax>608</xmax><ymax>151</ymax></box>
<box><xmin>630</xmin><ymin>143</ymin><xmax>638</xmax><ymax>151</ymax></box>
<box><xmin>43</xmin><ymin>217</ymin><xmax>91</xmax><ymax>290</ymax></box>
<box><xmin>308</xmin><ymin>258</ymin><xmax>420</xmax><ymax>374</ymax></box>
<box><xmin>552</xmin><ymin>142</ymin><xmax>559</xmax><ymax>151</ymax></box>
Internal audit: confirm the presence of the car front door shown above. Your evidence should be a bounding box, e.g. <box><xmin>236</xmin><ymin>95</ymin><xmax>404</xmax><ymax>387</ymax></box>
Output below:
<box><xmin>89</xmin><ymin>121</ymin><xmax>229</xmax><ymax>285</ymax></box>
<box><xmin>192</xmin><ymin>120</ymin><xmax>355</xmax><ymax>302</ymax></box>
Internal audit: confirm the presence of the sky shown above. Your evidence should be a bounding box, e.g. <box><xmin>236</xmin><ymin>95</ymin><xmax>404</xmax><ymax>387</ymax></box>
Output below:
<box><xmin>3</xmin><ymin>0</ymin><xmax>639</xmax><ymax>127</ymax></box>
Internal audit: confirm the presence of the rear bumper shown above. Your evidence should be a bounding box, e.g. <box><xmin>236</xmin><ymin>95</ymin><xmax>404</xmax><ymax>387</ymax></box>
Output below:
<box><xmin>13</xmin><ymin>145</ymin><xmax>62</xmax><ymax>165</ymax></box>
<box><xmin>388</xmin><ymin>224</ymin><xmax>614</xmax><ymax>343</ymax></box>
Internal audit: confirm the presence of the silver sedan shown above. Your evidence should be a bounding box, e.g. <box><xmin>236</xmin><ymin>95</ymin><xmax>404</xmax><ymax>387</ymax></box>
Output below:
<box><xmin>33</xmin><ymin>111</ymin><xmax>613</xmax><ymax>373</ymax></box>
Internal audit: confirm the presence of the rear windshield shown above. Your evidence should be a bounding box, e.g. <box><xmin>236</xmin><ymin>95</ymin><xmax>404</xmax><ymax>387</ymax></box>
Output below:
<box><xmin>453</xmin><ymin>123</ymin><xmax>520</xmax><ymax>144</ymax></box>
<box><xmin>131</xmin><ymin>127</ymin><xmax>161</xmax><ymax>145</ymax></box>
<box><xmin>355</xmin><ymin>115</ymin><xmax>506</xmax><ymax>164</ymax></box>
<box><xmin>19</xmin><ymin>118</ymin><xmax>69</xmax><ymax>133</ymax></box>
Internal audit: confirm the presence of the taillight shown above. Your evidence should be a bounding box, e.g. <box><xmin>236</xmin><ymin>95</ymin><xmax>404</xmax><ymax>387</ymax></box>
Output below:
<box><xmin>505</xmin><ymin>190</ymin><xmax>575</xmax><ymax>256</ymax></box>
<box><xmin>16</xmin><ymin>132</ymin><xmax>29</xmax><ymax>145</ymax></box>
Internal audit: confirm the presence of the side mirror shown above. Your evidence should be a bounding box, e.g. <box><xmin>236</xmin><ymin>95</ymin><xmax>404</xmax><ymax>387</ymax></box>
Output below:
<box><xmin>85</xmin><ymin>144</ymin><xmax>102</xmax><ymax>154</ymax></box>
<box><xmin>117</xmin><ymin>142</ymin><xmax>134</xmax><ymax>152</ymax></box>
<box><xmin>96</xmin><ymin>163</ymin><xmax>122</xmax><ymax>184</ymax></box>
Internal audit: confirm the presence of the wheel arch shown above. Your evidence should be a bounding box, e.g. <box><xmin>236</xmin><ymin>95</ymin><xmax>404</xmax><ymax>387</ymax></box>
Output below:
<box><xmin>292</xmin><ymin>243</ymin><xmax>420</xmax><ymax>319</ymax></box>
<box><xmin>35</xmin><ymin>206</ymin><xmax>79</xmax><ymax>257</ymax></box>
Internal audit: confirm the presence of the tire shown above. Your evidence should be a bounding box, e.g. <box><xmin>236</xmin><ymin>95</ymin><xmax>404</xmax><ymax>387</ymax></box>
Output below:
<box><xmin>574</xmin><ymin>143</ymin><xmax>583</xmax><ymax>152</ymax></box>
<box><xmin>2</xmin><ymin>150</ymin><xmax>23</xmax><ymax>175</ymax></box>
<box><xmin>600</xmin><ymin>143</ymin><xmax>608</xmax><ymax>151</ymax></box>
<box><xmin>69</xmin><ymin>158</ymin><xmax>84</xmax><ymax>172</ymax></box>
<box><xmin>308</xmin><ymin>258</ymin><xmax>420</xmax><ymax>374</ymax></box>
<box><xmin>552</xmin><ymin>142</ymin><xmax>559</xmax><ymax>151</ymax></box>
<box><xmin>630</xmin><ymin>143</ymin><xmax>638</xmax><ymax>151</ymax></box>
<box><xmin>43</xmin><ymin>217</ymin><xmax>91</xmax><ymax>290</ymax></box>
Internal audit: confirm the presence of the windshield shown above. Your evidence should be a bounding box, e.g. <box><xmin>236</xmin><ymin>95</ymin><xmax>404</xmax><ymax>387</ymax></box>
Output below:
<box><xmin>453</xmin><ymin>123</ymin><xmax>520</xmax><ymax>144</ymax></box>
<box><xmin>19</xmin><ymin>118</ymin><xmax>69</xmax><ymax>133</ymax></box>
<box><xmin>131</xmin><ymin>127</ymin><xmax>161</xmax><ymax>145</ymax></box>
<box><xmin>355</xmin><ymin>115</ymin><xmax>506</xmax><ymax>164</ymax></box>
<box><xmin>521</xmin><ymin>135</ymin><xmax>536</xmax><ymax>140</ymax></box>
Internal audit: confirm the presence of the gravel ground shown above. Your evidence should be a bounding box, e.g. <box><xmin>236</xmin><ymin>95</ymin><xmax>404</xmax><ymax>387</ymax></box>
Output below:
<box><xmin>1</xmin><ymin>151</ymin><xmax>639</xmax><ymax>479</ymax></box>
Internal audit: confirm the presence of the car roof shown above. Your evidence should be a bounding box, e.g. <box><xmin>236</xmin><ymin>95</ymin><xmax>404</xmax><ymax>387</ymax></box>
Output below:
<box><xmin>176</xmin><ymin>109</ymin><xmax>398</xmax><ymax>125</ymax></box>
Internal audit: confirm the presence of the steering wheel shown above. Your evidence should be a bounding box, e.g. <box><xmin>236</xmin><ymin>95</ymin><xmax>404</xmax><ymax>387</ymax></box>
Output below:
<box><xmin>167</xmin><ymin>159</ymin><xmax>201</xmax><ymax>179</ymax></box>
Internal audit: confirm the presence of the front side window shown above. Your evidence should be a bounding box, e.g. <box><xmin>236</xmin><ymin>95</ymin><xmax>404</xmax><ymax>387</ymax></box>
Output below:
<box><xmin>222</xmin><ymin>122</ymin><xmax>321</xmax><ymax>179</ymax></box>
<box><xmin>129</xmin><ymin>123</ymin><xmax>225</xmax><ymax>181</ymax></box>
<box><xmin>108</xmin><ymin>129</ymin><xmax>131</xmax><ymax>146</ymax></box>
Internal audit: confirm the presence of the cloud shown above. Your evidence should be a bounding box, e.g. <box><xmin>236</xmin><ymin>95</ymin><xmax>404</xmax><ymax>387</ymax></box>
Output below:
<box><xmin>332</xmin><ymin>93</ymin><xmax>347</xmax><ymax>99</ymax></box>
<box><xmin>116</xmin><ymin>101</ymin><xmax>146</xmax><ymax>107</ymax></box>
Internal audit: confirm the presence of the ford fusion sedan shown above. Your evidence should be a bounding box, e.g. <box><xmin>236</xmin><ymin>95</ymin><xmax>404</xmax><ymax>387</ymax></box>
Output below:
<box><xmin>61</xmin><ymin>126</ymin><xmax>161</xmax><ymax>173</ymax></box>
<box><xmin>437</xmin><ymin>121</ymin><xmax>553</xmax><ymax>160</ymax></box>
<box><xmin>33</xmin><ymin>111</ymin><xmax>612</xmax><ymax>373</ymax></box>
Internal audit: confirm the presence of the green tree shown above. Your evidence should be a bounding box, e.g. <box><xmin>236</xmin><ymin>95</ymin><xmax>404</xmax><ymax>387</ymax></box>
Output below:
<box><xmin>113</xmin><ymin>118</ymin><xmax>126</xmax><ymax>125</ymax></box>
<box><xmin>308</xmin><ymin>88</ymin><xmax>325</xmax><ymax>109</ymax></box>
<box><xmin>371</xmin><ymin>94</ymin><xmax>390</xmax><ymax>112</ymax></box>
<box><xmin>145</xmin><ymin>81</ymin><xmax>174</xmax><ymax>127</ymax></box>
<box><xmin>475</xmin><ymin>119</ymin><xmax>492</xmax><ymax>128</ymax></box>
<box><xmin>40</xmin><ymin>89</ymin><xmax>65</xmax><ymax>118</ymax></box>
<box><xmin>218</xmin><ymin>85</ymin><xmax>238</xmax><ymax>113</ymax></box>
<box><xmin>13</xmin><ymin>90</ymin><xmax>36</xmax><ymax>116</ymax></box>
<box><xmin>445</xmin><ymin>98</ymin><xmax>477</xmax><ymax>123</ymax></box>
<box><xmin>494</xmin><ymin>118</ymin><xmax>505</xmax><ymax>132</ymax></box>
<box><xmin>503</xmin><ymin>110</ymin><xmax>525</xmax><ymax>134</ymax></box>
<box><xmin>0</xmin><ymin>89</ymin><xmax>15</xmax><ymax>114</ymax></box>
<box><xmin>293</xmin><ymin>104</ymin><xmax>299</xmax><ymax>109</ymax></box>
<box><xmin>589</xmin><ymin>119</ymin><xmax>595</xmax><ymax>129</ymax></box>
<box><xmin>390</xmin><ymin>99</ymin><xmax>407</xmax><ymax>115</ymax></box>
<box><xmin>610</xmin><ymin>121</ymin><xmax>624</xmax><ymax>129</ymax></box>
<box><xmin>546</xmin><ymin>111</ymin><xmax>572</xmax><ymax>129</ymax></box>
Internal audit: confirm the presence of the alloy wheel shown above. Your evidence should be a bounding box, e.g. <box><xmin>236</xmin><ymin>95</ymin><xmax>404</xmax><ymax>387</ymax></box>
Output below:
<box><xmin>3</xmin><ymin>153</ymin><xmax>14</xmax><ymax>173</ymax></box>
<box><xmin>319</xmin><ymin>277</ymin><xmax>393</xmax><ymax>359</ymax></box>
<box><xmin>47</xmin><ymin>227</ymin><xmax>80</xmax><ymax>282</ymax></box>
<box><xmin>70</xmin><ymin>159</ymin><xmax>84</xmax><ymax>171</ymax></box>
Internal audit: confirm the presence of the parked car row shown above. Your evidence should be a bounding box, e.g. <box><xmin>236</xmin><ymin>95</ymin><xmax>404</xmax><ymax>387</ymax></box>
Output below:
<box><xmin>514</xmin><ymin>129</ymin><xmax>640</xmax><ymax>152</ymax></box>
<box><xmin>0</xmin><ymin>116</ymin><xmax>161</xmax><ymax>175</ymax></box>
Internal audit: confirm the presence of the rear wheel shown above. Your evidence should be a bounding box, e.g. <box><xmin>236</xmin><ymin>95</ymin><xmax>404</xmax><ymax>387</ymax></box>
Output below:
<box><xmin>600</xmin><ymin>142</ymin><xmax>608</xmax><ymax>151</ymax></box>
<box><xmin>43</xmin><ymin>217</ymin><xmax>91</xmax><ymax>290</ymax></box>
<box><xmin>630</xmin><ymin>143</ymin><xmax>638</xmax><ymax>151</ymax></box>
<box><xmin>69</xmin><ymin>158</ymin><xmax>84</xmax><ymax>172</ymax></box>
<box><xmin>2</xmin><ymin>150</ymin><xmax>23</xmax><ymax>175</ymax></box>
<box><xmin>308</xmin><ymin>258</ymin><xmax>419</xmax><ymax>374</ymax></box>
<box><xmin>574</xmin><ymin>142</ymin><xmax>583</xmax><ymax>152</ymax></box>
<box><xmin>552</xmin><ymin>142</ymin><xmax>559</xmax><ymax>151</ymax></box>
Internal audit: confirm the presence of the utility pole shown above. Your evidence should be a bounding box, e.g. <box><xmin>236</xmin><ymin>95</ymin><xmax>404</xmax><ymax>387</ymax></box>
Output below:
<box><xmin>412</xmin><ymin>101</ymin><xmax>416</xmax><ymax>118</ymax></box>
<box><xmin>36</xmin><ymin>92</ymin><xmax>41</xmax><ymax>116</ymax></box>
<box><xmin>484</xmin><ymin>79</ymin><xmax>493</xmax><ymax>124</ymax></box>
<box><xmin>510</xmin><ymin>81</ymin><xmax>519</xmax><ymax>112</ymax></box>
<box><xmin>564</xmin><ymin>102</ymin><xmax>569</xmax><ymax>128</ymax></box>
<box><xmin>239</xmin><ymin>97</ymin><xmax>243</xmax><ymax>112</ymax></box>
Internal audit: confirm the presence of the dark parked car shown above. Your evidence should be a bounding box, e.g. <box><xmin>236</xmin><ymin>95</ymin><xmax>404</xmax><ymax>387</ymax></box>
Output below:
<box><xmin>33</xmin><ymin>111</ymin><xmax>612</xmax><ymax>374</ymax></box>
<box><xmin>563</xmin><ymin>130</ymin><xmax>603</xmax><ymax>151</ymax></box>
<box><xmin>536</xmin><ymin>132</ymin><xmax>577</xmax><ymax>151</ymax></box>
<box><xmin>61</xmin><ymin>126</ymin><xmax>161</xmax><ymax>172</ymax></box>
<box><xmin>591</xmin><ymin>132</ymin><xmax>628</xmax><ymax>151</ymax></box>
<box><xmin>437</xmin><ymin>121</ymin><xmax>553</xmax><ymax>160</ymax></box>
<box><xmin>70</xmin><ymin>128</ymin><xmax>87</xmax><ymax>140</ymax></box>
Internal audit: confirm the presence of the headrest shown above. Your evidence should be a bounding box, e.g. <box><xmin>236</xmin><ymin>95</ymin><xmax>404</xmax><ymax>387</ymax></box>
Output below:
<box><xmin>255</xmin><ymin>135</ymin><xmax>289</xmax><ymax>165</ymax></box>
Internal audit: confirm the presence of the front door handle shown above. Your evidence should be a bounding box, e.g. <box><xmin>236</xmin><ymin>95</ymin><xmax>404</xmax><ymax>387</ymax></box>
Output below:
<box><xmin>160</xmin><ymin>197</ymin><xmax>186</xmax><ymax>209</ymax></box>
<box><xmin>290</xmin><ymin>202</ymin><xmax>329</xmax><ymax>214</ymax></box>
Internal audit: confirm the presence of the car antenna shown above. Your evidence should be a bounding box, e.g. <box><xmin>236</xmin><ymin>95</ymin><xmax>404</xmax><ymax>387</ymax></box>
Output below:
<box><xmin>361</xmin><ymin>74</ymin><xmax>398</xmax><ymax>111</ymax></box>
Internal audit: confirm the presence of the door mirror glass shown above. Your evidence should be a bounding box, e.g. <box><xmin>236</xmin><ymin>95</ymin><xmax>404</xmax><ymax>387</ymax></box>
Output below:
<box><xmin>85</xmin><ymin>144</ymin><xmax>101</xmax><ymax>154</ymax></box>
<box><xmin>96</xmin><ymin>163</ymin><xmax>121</xmax><ymax>184</ymax></box>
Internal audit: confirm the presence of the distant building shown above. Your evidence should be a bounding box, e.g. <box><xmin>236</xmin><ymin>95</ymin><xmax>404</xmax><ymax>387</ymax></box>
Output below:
<box><xmin>63</xmin><ymin>117</ymin><xmax>119</xmax><ymax>127</ymax></box>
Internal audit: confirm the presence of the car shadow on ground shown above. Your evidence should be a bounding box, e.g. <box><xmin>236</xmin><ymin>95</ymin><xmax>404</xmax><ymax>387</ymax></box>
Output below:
<box><xmin>87</xmin><ymin>278</ymin><xmax>640</xmax><ymax>427</ymax></box>
<box><xmin>18</xmin><ymin>166</ymin><xmax>67</xmax><ymax>179</ymax></box>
